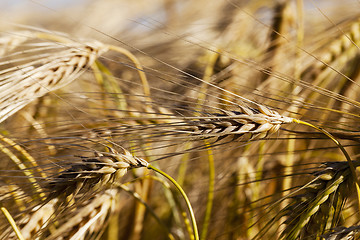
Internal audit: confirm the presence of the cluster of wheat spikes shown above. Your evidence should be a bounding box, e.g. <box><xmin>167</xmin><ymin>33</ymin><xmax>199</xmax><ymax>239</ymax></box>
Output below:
<box><xmin>1</xmin><ymin>0</ymin><xmax>360</xmax><ymax>239</ymax></box>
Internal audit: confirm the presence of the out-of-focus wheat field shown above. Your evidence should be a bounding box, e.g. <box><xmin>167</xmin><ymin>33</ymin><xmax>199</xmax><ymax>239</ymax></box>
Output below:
<box><xmin>1</xmin><ymin>0</ymin><xmax>360</xmax><ymax>239</ymax></box>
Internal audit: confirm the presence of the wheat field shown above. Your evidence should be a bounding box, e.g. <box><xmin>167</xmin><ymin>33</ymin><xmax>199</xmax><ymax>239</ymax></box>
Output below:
<box><xmin>0</xmin><ymin>0</ymin><xmax>360</xmax><ymax>239</ymax></box>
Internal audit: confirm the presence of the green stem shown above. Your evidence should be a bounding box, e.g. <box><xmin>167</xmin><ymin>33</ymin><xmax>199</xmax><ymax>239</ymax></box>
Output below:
<box><xmin>147</xmin><ymin>164</ymin><xmax>199</xmax><ymax>240</ymax></box>
<box><xmin>1</xmin><ymin>207</ymin><xmax>24</xmax><ymax>240</ymax></box>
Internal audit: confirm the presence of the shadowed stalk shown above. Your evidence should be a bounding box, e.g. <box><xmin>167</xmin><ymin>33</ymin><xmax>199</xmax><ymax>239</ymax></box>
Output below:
<box><xmin>255</xmin><ymin>142</ymin><xmax>265</xmax><ymax>200</ymax></box>
<box><xmin>0</xmin><ymin>141</ymin><xmax>44</xmax><ymax>199</ymax></box>
<box><xmin>117</xmin><ymin>183</ymin><xmax>175</xmax><ymax>240</ymax></box>
<box><xmin>176</xmin><ymin>142</ymin><xmax>192</xmax><ymax>186</ymax></box>
<box><xmin>0</xmin><ymin>134</ymin><xmax>45</xmax><ymax>178</ymax></box>
<box><xmin>132</xmin><ymin>169</ymin><xmax>152</xmax><ymax>240</ymax></box>
<box><xmin>147</xmin><ymin>164</ymin><xmax>199</xmax><ymax>240</ymax></box>
<box><xmin>198</xmin><ymin>53</ymin><xmax>217</xmax><ymax>240</ymax></box>
<box><xmin>92</xmin><ymin>60</ymin><xmax>128</xmax><ymax>111</ymax></box>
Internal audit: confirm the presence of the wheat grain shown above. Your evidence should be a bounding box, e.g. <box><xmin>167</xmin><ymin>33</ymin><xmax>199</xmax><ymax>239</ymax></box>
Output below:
<box><xmin>81</xmin><ymin>104</ymin><xmax>293</xmax><ymax>143</ymax></box>
<box><xmin>2</xmin><ymin>146</ymin><xmax>147</xmax><ymax>239</ymax></box>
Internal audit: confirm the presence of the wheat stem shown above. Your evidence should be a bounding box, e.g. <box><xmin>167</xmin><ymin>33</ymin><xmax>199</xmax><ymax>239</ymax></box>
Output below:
<box><xmin>147</xmin><ymin>164</ymin><xmax>199</xmax><ymax>240</ymax></box>
<box><xmin>92</xmin><ymin>60</ymin><xmax>128</xmax><ymax>111</ymax></box>
<box><xmin>0</xmin><ymin>141</ymin><xmax>44</xmax><ymax>199</ymax></box>
<box><xmin>35</xmin><ymin>32</ymin><xmax>75</xmax><ymax>44</ymax></box>
<box><xmin>0</xmin><ymin>207</ymin><xmax>25</xmax><ymax>240</ymax></box>
<box><xmin>107</xmin><ymin>45</ymin><xmax>150</xmax><ymax>97</ymax></box>
<box><xmin>117</xmin><ymin>183</ymin><xmax>176</xmax><ymax>240</ymax></box>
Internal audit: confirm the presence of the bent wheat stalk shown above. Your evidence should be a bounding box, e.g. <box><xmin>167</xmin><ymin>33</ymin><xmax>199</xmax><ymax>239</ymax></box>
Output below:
<box><xmin>1</xmin><ymin>206</ymin><xmax>25</xmax><ymax>240</ymax></box>
<box><xmin>293</xmin><ymin>119</ymin><xmax>360</xmax><ymax>211</ymax></box>
<box><xmin>147</xmin><ymin>164</ymin><xmax>199</xmax><ymax>240</ymax></box>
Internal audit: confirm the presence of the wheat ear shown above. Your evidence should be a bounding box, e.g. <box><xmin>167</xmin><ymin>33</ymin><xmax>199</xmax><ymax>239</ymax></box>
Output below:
<box><xmin>321</xmin><ymin>225</ymin><xmax>360</xmax><ymax>240</ymax></box>
<box><xmin>0</xmin><ymin>30</ymin><xmax>150</xmax><ymax>123</ymax></box>
<box><xmin>0</xmin><ymin>35</ymin><xmax>107</xmax><ymax>122</ymax></box>
<box><xmin>281</xmin><ymin>161</ymin><xmax>358</xmax><ymax>239</ymax></box>
<box><xmin>302</xmin><ymin>19</ymin><xmax>360</xmax><ymax>80</ymax></box>
<box><xmin>183</xmin><ymin>104</ymin><xmax>292</xmax><ymax>140</ymax></box>
<box><xmin>46</xmin><ymin>146</ymin><xmax>148</xmax><ymax>200</ymax></box>
<box><xmin>9</xmin><ymin>147</ymin><xmax>147</xmax><ymax>239</ymax></box>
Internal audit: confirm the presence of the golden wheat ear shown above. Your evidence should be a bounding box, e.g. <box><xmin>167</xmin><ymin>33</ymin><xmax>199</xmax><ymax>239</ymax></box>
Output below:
<box><xmin>0</xmin><ymin>31</ymin><xmax>108</xmax><ymax>122</ymax></box>
<box><xmin>1</xmin><ymin>146</ymin><xmax>148</xmax><ymax>239</ymax></box>
<box><xmin>0</xmin><ymin>30</ymin><xmax>150</xmax><ymax>123</ymax></box>
<box><xmin>184</xmin><ymin>104</ymin><xmax>293</xmax><ymax>140</ymax></box>
<box><xmin>46</xmin><ymin>147</ymin><xmax>148</xmax><ymax>200</ymax></box>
